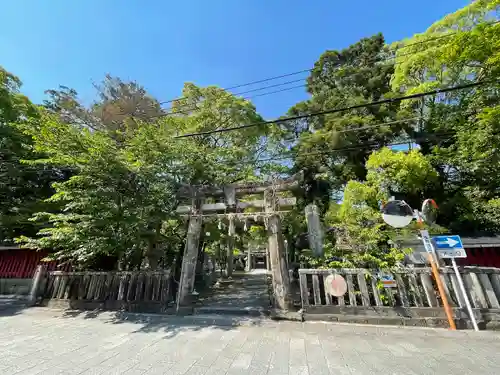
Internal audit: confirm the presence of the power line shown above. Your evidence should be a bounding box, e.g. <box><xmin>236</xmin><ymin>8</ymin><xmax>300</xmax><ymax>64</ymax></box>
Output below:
<box><xmin>246</xmin><ymin>84</ymin><xmax>307</xmax><ymax>100</ymax></box>
<box><xmin>159</xmin><ymin>21</ymin><xmax>498</xmax><ymax>108</ymax></box>
<box><xmin>160</xmin><ymin>37</ymin><xmax>496</xmax><ymax>116</ymax></box>
<box><xmin>158</xmin><ymin>48</ymin><xmax>420</xmax><ymax>113</ymax></box>
<box><xmin>159</xmin><ymin>69</ymin><xmax>312</xmax><ymax>105</ymax></box>
<box><xmin>157</xmin><ymin>48</ymin><xmax>473</xmax><ymax>117</ymax></box>
<box><xmin>232</xmin><ymin>78</ymin><xmax>306</xmax><ymax>96</ymax></box>
<box><xmin>273</xmin><ymin>117</ymin><xmax>421</xmax><ymax>145</ymax></box>
<box><xmin>201</xmin><ymin>106</ymin><xmax>478</xmax><ymax>167</ymax></box>
<box><xmin>159</xmin><ymin>70</ymin><xmax>310</xmax><ymax>106</ymax></box>
<box><xmin>161</xmin><ymin>82</ymin><xmax>308</xmax><ymax>117</ymax></box>
<box><xmin>174</xmin><ymin>80</ymin><xmax>493</xmax><ymax>138</ymax></box>
<box><xmin>223</xmin><ymin>132</ymin><xmax>455</xmax><ymax>167</ymax></box>
<box><xmin>275</xmin><ymin>105</ymin><xmax>473</xmax><ymax>145</ymax></box>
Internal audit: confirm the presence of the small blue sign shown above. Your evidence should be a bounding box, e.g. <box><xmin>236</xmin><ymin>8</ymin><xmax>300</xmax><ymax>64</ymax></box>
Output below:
<box><xmin>431</xmin><ymin>235</ymin><xmax>467</xmax><ymax>258</ymax></box>
<box><xmin>432</xmin><ymin>235</ymin><xmax>464</xmax><ymax>249</ymax></box>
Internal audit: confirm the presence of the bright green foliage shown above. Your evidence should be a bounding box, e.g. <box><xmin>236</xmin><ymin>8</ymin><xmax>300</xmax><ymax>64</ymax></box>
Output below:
<box><xmin>337</xmin><ymin>181</ymin><xmax>385</xmax><ymax>250</ymax></box>
<box><xmin>391</xmin><ymin>0</ymin><xmax>499</xmax><ymax>94</ymax></box>
<box><xmin>17</xmin><ymin>113</ymin><xmax>184</xmax><ymax>269</ymax></box>
<box><xmin>5</xmin><ymin>0</ymin><xmax>500</xmax><ymax>272</ymax></box>
<box><xmin>299</xmin><ymin>149</ymin><xmax>440</xmax><ymax>269</ymax></box>
<box><xmin>17</xmin><ymin>81</ymin><xmax>270</xmax><ymax>269</ymax></box>
<box><xmin>170</xmin><ymin>83</ymin><xmax>277</xmax><ymax>185</ymax></box>
<box><xmin>299</xmin><ymin>179</ymin><xmax>410</xmax><ymax>270</ymax></box>
<box><xmin>0</xmin><ymin>68</ymin><xmax>64</xmax><ymax>245</ymax></box>
<box><xmin>366</xmin><ymin>148</ymin><xmax>439</xmax><ymax>198</ymax></box>
<box><xmin>389</xmin><ymin>0</ymin><xmax>500</xmax><ymax>232</ymax></box>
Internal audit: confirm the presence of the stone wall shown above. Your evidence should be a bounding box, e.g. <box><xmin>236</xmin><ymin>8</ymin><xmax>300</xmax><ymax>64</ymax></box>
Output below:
<box><xmin>0</xmin><ymin>278</ymin><xmax>32</xmax><ymax>295</ymax></box>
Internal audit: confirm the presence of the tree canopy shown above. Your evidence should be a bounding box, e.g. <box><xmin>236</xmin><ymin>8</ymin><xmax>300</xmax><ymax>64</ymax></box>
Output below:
<box><xmin>2</xmin><ymin>0</ymin><xmax>499</xmax><ymax>270</ymax></box>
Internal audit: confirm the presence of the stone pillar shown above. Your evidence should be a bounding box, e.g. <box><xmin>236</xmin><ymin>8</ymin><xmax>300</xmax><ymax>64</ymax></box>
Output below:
<box><xmin>224</xmin><ymin>186</ymin><xmax>236</xmax><ymax>278</ymax></box>
<box><xmin>265</xmin><ymin>190</ymin><xmax>292</xmax><ymax>310</ymax></box>
<box><xmin>305</xmin><ymin>204</ymin><xmax>323</xmax><ymax>257</ymax></box>
<box><xmin>226</xmin><ymin>216</ymin><xmax>235</xmax><ymax>277</ymax></box>
<box><xmin>29</xmin><ymin>265</ymin><xmax>46</xmax><ymax>306</ymax></box>
<box><xmin>178</xmin><ymin>198</ymin><xmax>203</xmax><ymax>306</ymax></box>
<box><xmin>246</xmin><ymin>247</ymin><xmax>251</xmax><ymax>272</ymax></box>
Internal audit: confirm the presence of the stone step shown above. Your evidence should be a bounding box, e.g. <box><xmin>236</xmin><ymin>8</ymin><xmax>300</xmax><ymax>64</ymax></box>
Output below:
<box><xmin>302</xmin><ymin>313</ymin><xmax>486</xmax><ymax>329</ymax></box>
<box><xmin>194</xmin><ymin>306</ymin><xmax>270</xmax><ymax>317</ymax></box>
<box><xmin>186</xmin><ymin>313</ymin><xmax>274</xmax><ymax>327</ymax></box>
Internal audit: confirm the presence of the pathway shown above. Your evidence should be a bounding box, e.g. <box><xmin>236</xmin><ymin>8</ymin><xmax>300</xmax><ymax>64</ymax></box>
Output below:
<box><xmin>1</xmin><ymin>307</ymin><xmax>499</xmax><ymax>374</ymax></box>
<box><xmin>194</xmin><ymin>270</ymin><xmax>271</xmax><ymax>316</ymax></box>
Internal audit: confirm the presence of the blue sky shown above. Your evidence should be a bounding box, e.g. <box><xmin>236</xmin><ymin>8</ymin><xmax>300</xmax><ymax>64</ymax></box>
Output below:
<box><xmin>1</xmin><ymin>0</ymin><xmax>469</xmax><ymax>119</ymax></box>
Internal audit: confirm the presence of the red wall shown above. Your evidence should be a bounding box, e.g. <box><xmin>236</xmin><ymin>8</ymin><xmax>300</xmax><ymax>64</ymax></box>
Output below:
<box><xmin>2</xmin><ymin>246</ymin><xmax>500</xmax><ymax>279</ymax></box>
<box><xmin>0</xmin><ymin>249</ymin><xmax>70</xmax><ymax>278</ymax></box>
<box><xmin>457</xmin><ymin>247</ymin><xmax>500</xmax><ymax>268</ymax></box>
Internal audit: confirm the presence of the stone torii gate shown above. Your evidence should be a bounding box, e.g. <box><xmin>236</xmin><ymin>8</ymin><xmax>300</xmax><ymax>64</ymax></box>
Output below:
<box><xmin>175</xmin><ymin>176</ymin><xmax>299</xmax><ymax>310</ymax></box>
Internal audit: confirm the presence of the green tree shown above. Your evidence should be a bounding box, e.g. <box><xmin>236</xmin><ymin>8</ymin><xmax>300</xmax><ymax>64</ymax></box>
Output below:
<box><xmin>0</xmin><ymin>67</ymin><xmax>65</xmax><ymax>244</ymax></box>
<box><xmin>391</xmin><ymin>0</ymin><xmax>500</xmax><ymax>232</ymax></box>
<box><xmin>18</xmin><ymin>78</ymin><xmax>273</xmax><ymax>270</ymax></box>
<box><xmin>17</xmin><ymin>113</ymin><xmax>184</xmax><ymax>270</ymax></box>
<box><xmin>366</xmin><ymin>147</ymin><xmax>439</xmax><ymax>209</ymax></box>
<box><xmin>289</xmin><ymin>34</ymin><xmax>404</xmax><ymax>192</ymax></box>
<box><xmin>44</xmin><ymin>75</ymin><xmax>165</xmax><ymax>139</ymax></box>
<box><xmin>169</xmin><ymin>83</ymin><xmax>273</xmax><ymax>186</ymax></box>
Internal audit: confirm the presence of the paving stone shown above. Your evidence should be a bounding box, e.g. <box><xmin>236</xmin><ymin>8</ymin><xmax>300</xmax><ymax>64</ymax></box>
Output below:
<box><xmin>1</xmin><ymin>307</ymin><xmax>500</xmax><ymax>374</ymax></box>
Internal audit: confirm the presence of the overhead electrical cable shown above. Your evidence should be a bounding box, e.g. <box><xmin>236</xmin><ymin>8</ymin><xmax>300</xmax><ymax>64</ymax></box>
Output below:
<box><xmin>222</xmin><ymin>132</ymin><xmax>457</xmax><ymax>167</ymax></box>
<box><xmin>174</xmin><ymin>80</ymin><xmax>493</xmax><ymax>138</ymax></box>
<box><xmin>158</xmin><ymin>20</ymin><xmax>499</xmax><ymax>108</ymax></box>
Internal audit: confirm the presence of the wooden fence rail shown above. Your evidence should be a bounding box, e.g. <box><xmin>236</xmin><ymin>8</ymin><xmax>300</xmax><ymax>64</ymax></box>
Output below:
<box><xmin>298</xmin><ymin>267</ymin><xmax>500</xmax><ymax>329</ymax></box>
<box><xmin>40</xmin><ymin>270</ymin><xmax>174</xmax><ymax>313</ymax></box>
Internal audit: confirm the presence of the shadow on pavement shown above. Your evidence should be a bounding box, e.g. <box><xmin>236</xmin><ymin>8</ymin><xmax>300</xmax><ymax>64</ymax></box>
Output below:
<box><xmin>0</xmin><ymin>295</ymin><xmax>31</xmax><ymax>317</ymax></box>
<box><xmin>53</xmin><ymin>308</ymin><xmax>271</xmax><ymax>338</ymax></box>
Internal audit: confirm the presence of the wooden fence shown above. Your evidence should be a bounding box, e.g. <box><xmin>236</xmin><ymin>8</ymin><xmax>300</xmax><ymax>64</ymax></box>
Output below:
<box><xmin>298</xmin><ymin>267</ymin><xmax>500</xmax><ymax>328</ymax></box>
<box><xmin>40</xmin><ymin>270</ymin><xmax>175</xmax><ymax>313</ymax></box>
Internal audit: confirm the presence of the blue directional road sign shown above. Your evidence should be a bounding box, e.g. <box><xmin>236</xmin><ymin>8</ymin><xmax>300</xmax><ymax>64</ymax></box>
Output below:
<box><xmin>431</xmin><ymin>235</ymin><xmax>467</xmax><ymax>258</ymax></box>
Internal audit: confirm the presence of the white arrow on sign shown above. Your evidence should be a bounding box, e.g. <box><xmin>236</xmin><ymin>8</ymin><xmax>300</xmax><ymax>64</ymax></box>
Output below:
<box><xmin>437</xmin><ymin>237</ymin><xmax>459</xmax><ymax>247</ymax></box>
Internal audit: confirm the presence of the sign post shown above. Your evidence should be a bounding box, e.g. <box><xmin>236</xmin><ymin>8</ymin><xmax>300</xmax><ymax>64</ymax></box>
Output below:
<box><xmin>416</xmin><ymin>223</ymin><xmax>456</xmax><ymax>331</ymax></box>
<box><xmin>432</xmin><ymin>234</ymin><xmax>479</xmax><ymax>331</ymax></box>
<box><xmin>382</xmin><ymin>201</ymin><xmax>456</xmax><ymax>330</ymax></box>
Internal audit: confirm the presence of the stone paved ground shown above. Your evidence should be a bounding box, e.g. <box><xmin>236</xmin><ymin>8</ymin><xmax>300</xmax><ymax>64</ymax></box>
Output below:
<box><xmin>195</xmin><ymin>271</ymin><xmax>270</xmax><ymax>313</ymax></box>
<box><xmin>1</xmin><ymin>307</ymin><xmax>500</xmax><ymax>375</ymax></box>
